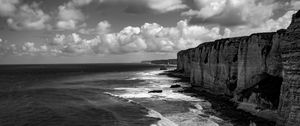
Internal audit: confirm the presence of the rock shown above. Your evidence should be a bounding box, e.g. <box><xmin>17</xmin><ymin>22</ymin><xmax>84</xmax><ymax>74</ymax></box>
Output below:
<box><xmin>170</xmin><ymin>84</ymin><xmax>181</xmax><ymax>88</ymax></box>
<box><xmin>160</xmin><ymin>66</ymin><xmax>167</xmax><ymax>70</ymax></box>
<box><xmin>198</xmin><ymin>113</ymin><xmax>210</xmax><ymax>118</ymax></box>
<box><xmin>177</xmin><ymin>10</ymin><xmax>300</xmax><ymax>126</ymax></box>
<box><xmin>148</xmin><ymin>90</ymin><xmax>163</xmax><ymax>93</ymax></box>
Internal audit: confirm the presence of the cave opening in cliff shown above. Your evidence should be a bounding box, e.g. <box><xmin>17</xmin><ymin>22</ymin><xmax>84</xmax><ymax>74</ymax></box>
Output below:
<box><xmin>239</xmin><ymin>73</ymin><xmax>283</xmax><ymax>109</ymax></box>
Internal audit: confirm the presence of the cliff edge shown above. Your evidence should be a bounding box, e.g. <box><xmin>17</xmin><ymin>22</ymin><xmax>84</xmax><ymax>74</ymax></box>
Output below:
<box><xmin>177</xmin><ymin>10</ymin><xmax>300</xmax><ymax>126</ymax></box>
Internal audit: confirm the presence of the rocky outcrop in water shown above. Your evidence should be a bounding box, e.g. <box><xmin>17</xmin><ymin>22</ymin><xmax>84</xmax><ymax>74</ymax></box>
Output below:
<box><xmin>177</xmin><ymin>11</ymin><xmax>300</xmax><ymax>126</ymax></box>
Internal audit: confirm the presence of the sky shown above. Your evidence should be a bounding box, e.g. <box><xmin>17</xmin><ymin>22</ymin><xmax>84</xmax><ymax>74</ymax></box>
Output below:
<box><xmin>0</xmin><ymin>0</ymin><xmax>299</xmax><ymax>64</ymax></box>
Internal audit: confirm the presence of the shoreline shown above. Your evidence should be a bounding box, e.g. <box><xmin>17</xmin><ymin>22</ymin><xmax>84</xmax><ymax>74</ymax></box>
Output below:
<box><xmin>104</xmin><ymin>92</ymin><xmax>178</xmax><ymax>126</ymax></box>
<box><xmin>163</xmin><ymin>70</ymin><xmax>276</xmax><ymax>126</ymax></box>
<box><xmin>109</xmin><ymin>70</ymin><xmax>225</xmax><ymax>126</ymax></box>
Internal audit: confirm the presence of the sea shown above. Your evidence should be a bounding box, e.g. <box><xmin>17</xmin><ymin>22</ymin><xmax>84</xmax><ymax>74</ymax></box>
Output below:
<box><xmin>0</xmin><ymin>64</ymin><xmax>275</xmax><ymax>126</ymax></box>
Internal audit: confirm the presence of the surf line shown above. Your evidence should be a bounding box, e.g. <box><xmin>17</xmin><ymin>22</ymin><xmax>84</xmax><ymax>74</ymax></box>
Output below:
<box><xmin>104</xmin><ymin>92</ymin><xmax>178</xmax><ymax>126</ymax></box>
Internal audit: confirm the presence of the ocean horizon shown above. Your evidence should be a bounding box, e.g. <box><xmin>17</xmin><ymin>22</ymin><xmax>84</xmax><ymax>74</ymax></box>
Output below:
<box><xmin>0</xmin><ymin>0</ymin><xmax>298</xmax><ymax>125</ymax></box>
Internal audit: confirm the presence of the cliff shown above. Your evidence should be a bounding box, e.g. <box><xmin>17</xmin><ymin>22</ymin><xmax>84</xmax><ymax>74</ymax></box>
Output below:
<box><xmin>177</xmin><ymin>11</ymin><xmax>300</xmax><ymax>126</ymax></box>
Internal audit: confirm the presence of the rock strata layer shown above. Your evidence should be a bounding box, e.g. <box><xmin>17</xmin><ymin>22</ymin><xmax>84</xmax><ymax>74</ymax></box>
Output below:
<box><xmin>177</xmin><ymin>11</ymin><xmax>300</xmax><ymax>126</ymax></box>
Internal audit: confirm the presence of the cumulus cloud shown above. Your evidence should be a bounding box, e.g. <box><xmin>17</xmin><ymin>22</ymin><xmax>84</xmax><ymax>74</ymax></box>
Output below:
<box><xmin>50</xmin><ymin>33</ymin><xmax>96</xmax><ymax>54</ymax></box>
<box><xmin>79</xmin><ymin>20</ymin><xmax>111</xmax><ymax>35</ymax></box>
<box><xmin>22</xmin><ymin>42</ymin><xmax>39</xmax><ymax>53</ymax></box>
<box><xmin>46</xmin><ymin>10</ymin><xmax>295</xmax><ymax>56</ymax></box>
<box><xmin>0</xmin><ymin>38</ymin><xmax>18</xmax><ymax>55</ymax></box>
<box><xmin>0</xmin><ymin>41</ymin><xmax>61</xmax><ymax>56</ymax></box>
<box><xmin>56</xmin><ymin>5</ymin><xmax>84</xmax><ymax>30</ymax></box>
<box><xmin>56</xmin><ymin>20</ymin><xmax>77</xmax><ymax>30</ymax></box>
<box><xmin>47</xmin><ymin>20</ymin><xmax>222</xmax><ymax>55</ymax></box>
<box><xmin>96</xmin><ymin>21</ymin><xmax>111</xmax><ymax>34</ymax></box>
<box><xmin>0</xmin><ymin>1</ymin><xmax>51</xmax><ymax>30</ymax></box>
<box><xmin>0</xmin><ymin>0</ymin><xmax>19</xmax><ymax>16</ymax></box>
<box><xmin>20</xmin><ymin>42</ymin><xmax>59</xmax><ymax>56</ymax></box>
<box><xmin>58</xmin><ymin>6</ymin><xmax>84</xmax><ymax>22</ymax></box>
<box><xmin>1</xmin><ymin>8</ymin><xmax>296</xmax><ymax>56</ymax></box>
<box><xmin>7</xmin><ymin>3</ymin><xmax>51</xmax><ymax>30</ymax></box>
<box><xmin>56</xmin><ymin>0</ymin><xmax>94</xmax><ymax>30</ymax></box>
<box><xmin>183</xmin><ymin>0</ymin><xmax>278</xmax><ymax>27</ymax></box>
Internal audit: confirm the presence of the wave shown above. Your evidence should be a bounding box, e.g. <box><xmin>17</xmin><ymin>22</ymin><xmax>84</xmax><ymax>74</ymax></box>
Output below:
<box><xmin>0</xmin><ymin>86</ymin><xmax>159</xmax><ymax>126</ymax></box>
<box><xmin>104</xmin><ymin>92</ymin><xmax>178</xmax><ymax>126</ymax></box>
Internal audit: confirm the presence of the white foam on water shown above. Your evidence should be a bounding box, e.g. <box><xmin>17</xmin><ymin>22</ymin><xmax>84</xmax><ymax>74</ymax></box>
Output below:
<box><xmin>162</xmin><ymin>103</ymin><xmax>221</xmax><ymax>126</ymax></box>
<box><xmin>135</xmin><ymin>71</ymin><xmax>177</xmax><ymax>81</ymax></box>
<box><xmin>185</xmin><ymin>103</ymin><xmax>224</xmax><ymax>126</ymax></box>
<box><xmin>115</xmin><ymin>70</ymin><xmax>203</xmax><ymax>101</ymax></box>
<box><xmin>137</xmin><ymin>71</ymin><xmax>163</xmax><ymax>76</ymax></box>
<box><xmin>108</xmin><ymin>70</ymin><xmax>227</xmax><ymax>126</ymax></box>
<box><xmin>125</xmin><ymin>77</ymin><xmax>138</xmax><ymax>80</ymax></box>
<box><xmin>104</xmin><ymin>92</ymin><xmax>178</xmax><ymax>126</ymax></box>
<box><xmin>147</xmin><ymin>109</ymin><xmax>178</xmax><ymax>126</ymax></box>
<box><xmin>114</xmin><ymin>86</ymin><xmax>203</xmax><ymax>101</ymax></box>
<box><xmin>114</xmin><ymin>87</ymin><xmax>152</xmax><ymax>98</ymax></box>
<box><xmin>120</xmin><ymin>92</ymin><xmax>153</xmax><ymax>98</ymax></box>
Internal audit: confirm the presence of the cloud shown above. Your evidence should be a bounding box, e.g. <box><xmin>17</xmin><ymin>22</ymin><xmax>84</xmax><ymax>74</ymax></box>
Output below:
<box><xmin>0</xmin><ymin>1</ymin><xmax>51</xmax><ymax>30</ymax></box>
<box><xmin>71</xmin><ymin>0</ymin><xmax>93</xmax><ymax>7</ymax></box>
<box><xmin>183</xmin><ymin>0</ymin><xmax>227</xmax><ymax>19</ymax></box>
<box><xmin>56</xmin><ymin>3</ymin><xmax>86</xmax><ymax>30</ymax></box>
<box><xmin>47</xmin><ymin>20</ymin><xmax>222</xmax><ymax>55</ymax></box>
<box><xmin>0</xmin><ymin>0</ymin><xmax>19</xmax><ymax>16</ymax></box>
<box><xmin>131</xmin><ymin>0</ymin><xmax>188</xmax><ymax>13</ymax></box>
<box><xmin>99</xmin><ymin>0</ymin><xmax>188</xmax><ymax>14</ymax></box>
<box><xmin>0</xmin><ymin>0</ymin><xmax>93</xmax><ymax>31</ymax></box>
<box><xmin>55</xmin><ymin>0</ymin><xmax>96</xmax><ymax>30</ymax></box>
<box><xmin>183</xmin><ymin>0</ymin><xmax>278</xmax><ymax>27</ymax></box>
<box><xmin>22</xmin><ymin>42</ymin><xmax>39</xmax><ymax>53</ymax></box>
<box><xmin>0</xmin><ymin>19</ymin><xmax>226</xmax><ymax>56</ymax></box>
<box><xmin>223</xmin><ymin>10</ymin><xmax>296</xmax><ymax>37</ymax></box>
<box><xmin>46</xmin><ymin>9</ymin><xmax>295</xmax><ymax>56</ymax></box>
<box><xmin>55</xmin><ymin>0</ymin><xmax>95</xmax><ymax>30</ymax></box>
<box><xmin>0</xmin><ymin>38</ymin><xmax>59</xmax><ymax>56</ymax></box>
<box><xmin>292</xmin><ymin>0</ymin><xmax>300</xmax><ymax>10</ymax></box>
<box><xmin>58</xmin><ymin>5</ymin><xmax>84</xmax><ymax>22</ymax></box>
<box><xmin>20</xmin><ymin>42</ymin><xmax>57</xmax><ymax>56</ymax></box>
<box><xmin>1</xmin><ymin>9</ymin><xmax>295</xmax><ymax>56</ymax></box>
<box><xmin>96</xmin><ymin>21</ymin><xmax>111</xmax><ymax>34</ymax></box>
<box><xmin>6</xmin><ymin>3</ymin><xmax>51</xmax><ymax>30</ymax></box>
<box><xmin>79</xmin><ymin>20</ymin><xmax>111</xmax><ymax>34</ymax></box>
<box><xmin>56</xmin><ymin>20</ymin><xmax>77</xmax><ymax>30</ymax></box>
<box><xmin>0</xmin><ymin>38</ymin><xmax>18</xmax><ymax>55</ymax></box>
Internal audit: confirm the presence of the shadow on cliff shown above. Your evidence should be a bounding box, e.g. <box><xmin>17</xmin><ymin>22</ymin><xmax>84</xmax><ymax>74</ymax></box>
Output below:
<box><xmin>164</xmin><ymin>70</ymin><xmax>276</xmax><ymax>126</ymax></box>
<box><xmin>183</xmin><ymin>88</ymin><xmax>276</xmax><ymax>126</ymax></box>
<box><xmin>238</xmin><ymin>73</ymin><xmax>283</xmax><ymax>110</ymax></box>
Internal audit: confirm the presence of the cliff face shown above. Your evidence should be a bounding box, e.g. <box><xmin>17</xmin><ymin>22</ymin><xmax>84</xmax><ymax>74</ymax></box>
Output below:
<box><xmin>277</xmin><ymin>11</ymin><xmax>300</xmax><ymax>126</ymax></box>
<box><xmin>177</xmin><ymin>11</ymin><xmax>300</xmax><ymax>125</ymax></box>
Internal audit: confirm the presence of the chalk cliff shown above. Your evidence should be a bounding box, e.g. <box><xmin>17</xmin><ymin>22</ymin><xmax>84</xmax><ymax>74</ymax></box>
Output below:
<box><xmin>177</xmin><ymin>11</ymin><xmax>300</xmax><ymax>126</ymax></box>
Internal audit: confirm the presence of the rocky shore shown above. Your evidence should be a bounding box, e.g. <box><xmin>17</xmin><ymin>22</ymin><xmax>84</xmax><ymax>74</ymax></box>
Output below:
<box><xmin>163</xmin><ymin>70</ymin><xmax>276</xmax><ymax>126</ymax></box>
<box><xmin>175</xmin><ymin>10</ymin><xmax>300</xmax><ymax>126</ymax></box>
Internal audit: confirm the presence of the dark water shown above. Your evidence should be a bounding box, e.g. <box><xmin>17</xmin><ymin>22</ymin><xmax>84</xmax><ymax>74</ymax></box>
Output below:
<box><xmin>0</xmin><ymin>64</ymin><xmax>276</xmax><ymax>126</ymax></box>
<box><xmin>0</xmin><ymin>64</ymin><xmax>162</xmax><ymax>126</ymax></box>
